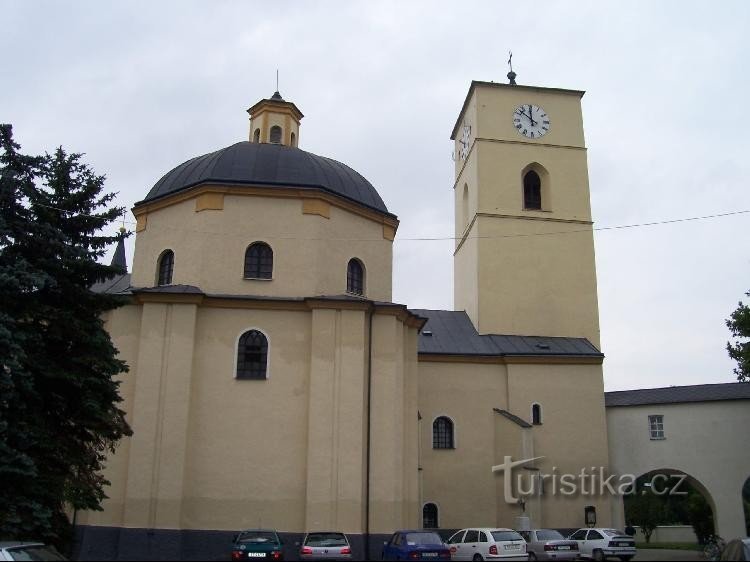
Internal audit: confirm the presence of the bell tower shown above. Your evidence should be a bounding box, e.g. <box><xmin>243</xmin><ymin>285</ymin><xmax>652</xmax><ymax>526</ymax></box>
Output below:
<box><xmin>247</xmin><ymin>91</ymin><xmax>303</xmax><ymax>147</ymax></box>
<box><xmin>452</xmin><ymin>80</ymin><xmax>601</xmax><ymax>347</ymax></box>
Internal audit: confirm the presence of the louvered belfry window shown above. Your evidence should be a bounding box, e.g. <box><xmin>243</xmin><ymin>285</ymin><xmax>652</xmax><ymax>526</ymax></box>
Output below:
<box><xmin>524</xmin><ymin>170</ymin><xmax>542</xmax><ymax>210</ymax></box>
<box><xmin>237</xmin><ymin>330</ymin><xmax>268</xmax><ymax>379</ymax></box>
<box><xmin>270</xmin><ymin>126</ymin><xmax>282</xmax><ymax>144</ymax></box>
<box><xmin>432</xmin><ymin>416</ymin><xmax>454</xmax><ymax>449</ymax></box>
<box><xmin>347</xmin><ymin>258</ymin><xmax>364</xmax><ymax>295</ymax></box>
<box><xmin>157</xmin><ymin>250</ymin><xmax>174</xmax><ymax>286</ymax></box>
<box><xmin>244</xmin><ymin>242</ymin><xmax>273</xmax><ymax>279</ymax></box>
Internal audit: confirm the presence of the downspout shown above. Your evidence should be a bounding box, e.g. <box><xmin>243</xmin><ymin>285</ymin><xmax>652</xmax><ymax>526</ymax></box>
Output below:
<box><xmin>364</xmin><ymin>304</ymin><xmax>374</xmax><ymax>559</ymax></box>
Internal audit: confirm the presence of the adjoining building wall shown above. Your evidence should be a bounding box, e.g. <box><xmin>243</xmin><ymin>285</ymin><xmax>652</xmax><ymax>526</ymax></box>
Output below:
<box><xmin>607</xmin><ymin>400</ymin><xmax>750</xmax><ymax>540</ymax></box>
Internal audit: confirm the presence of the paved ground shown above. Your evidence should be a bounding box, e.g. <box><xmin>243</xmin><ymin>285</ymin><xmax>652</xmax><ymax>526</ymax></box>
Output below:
<box><xmin>633</xmin><ymin>548</ymin><xmax>703</xmax><ymax>561</ymax></box>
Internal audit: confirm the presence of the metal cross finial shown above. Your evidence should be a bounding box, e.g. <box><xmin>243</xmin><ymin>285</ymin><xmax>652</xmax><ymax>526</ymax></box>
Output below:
<box><xmin>276</xmin><ymin>69</ymin><xmax>279</xmax><ymax>92</ymax></box>
<box><xmin>507</xmin><ymin>50</ymin><xmax>517</xmax><ymax>85</ymax></box>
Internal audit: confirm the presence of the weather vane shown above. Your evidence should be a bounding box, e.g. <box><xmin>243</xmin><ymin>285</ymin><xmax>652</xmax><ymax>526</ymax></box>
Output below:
<box><xmin>507</xmin><ymin>51</ymin><xmax>517</xmax><ymax>85</ymax></box>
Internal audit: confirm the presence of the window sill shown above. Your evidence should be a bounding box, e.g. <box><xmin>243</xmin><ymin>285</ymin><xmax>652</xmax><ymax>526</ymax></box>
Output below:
<box><xmin>649</xmin><ymin>437</ymin><xmax>666</xmax><ymax>441</ymax></box>
<box><xmin>243</xmin><ymin>277</ymin><xmax>273</xmax><ymax>281</ymax></box>
<box><xmin>345</xmin><ymin>291</ymin><xmax>366</xmax><ymax>297</ymax></box>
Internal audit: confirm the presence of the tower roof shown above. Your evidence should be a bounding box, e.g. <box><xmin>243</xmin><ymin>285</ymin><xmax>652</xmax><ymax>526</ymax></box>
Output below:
<box><xmin>137</xmin><ymin>141</ymin><xmax>392</xmax><ymax>216</ymax></box>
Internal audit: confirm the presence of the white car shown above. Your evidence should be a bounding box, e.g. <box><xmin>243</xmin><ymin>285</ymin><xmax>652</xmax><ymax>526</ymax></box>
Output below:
<box><xmin>568</xmin><ymin>528</ymin><xmax>635</xmax><ymax>561</ymax></box>
<box><xmin>447</xmin><ymin>528</ymin><xmax>528</xmax><ymax>561</ymax></box>
<box><xmin>0</xmin><ymin>542</ymin><xmax>66</xmax><ymax>561</ymax></box>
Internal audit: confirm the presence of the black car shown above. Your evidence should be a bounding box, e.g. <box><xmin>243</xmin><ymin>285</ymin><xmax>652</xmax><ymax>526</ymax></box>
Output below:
<box><xmin>231</xmin><ymin>529</ymin><xmax>284</xmax><ymax>561</ymax></box>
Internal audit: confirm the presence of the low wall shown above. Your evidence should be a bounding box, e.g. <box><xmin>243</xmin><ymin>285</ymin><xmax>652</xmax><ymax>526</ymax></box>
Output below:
<box><xmin>635</xmin><ymin>525</ymin><xmax>697</xmax><ymax>543</ymax></box>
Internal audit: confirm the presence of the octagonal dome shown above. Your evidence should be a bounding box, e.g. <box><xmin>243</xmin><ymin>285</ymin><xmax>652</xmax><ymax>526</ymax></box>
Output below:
<box><xmin>140</xmin><ymin>142</ymin><xmax>391</xmax><ymax>215</ymax></box>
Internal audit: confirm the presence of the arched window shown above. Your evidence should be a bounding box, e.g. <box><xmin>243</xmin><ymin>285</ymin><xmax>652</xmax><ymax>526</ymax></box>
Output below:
<box><xmin>523</xmin><ymin>170</ymin><xmax>542</xmax><ymax>210</ymax></box>
<box><xmin>423</xmin><ymin>503</ymin><xmax>439</xmax><ymax>529</ymax></box>
<box><xmin>532</xmin><ymin>403</ymin><xmax>542</xmax><ymax>425</ymax></box>
<box><xmin>244</xmin><ymin>242</ymin><xmax>273</xmax><ymax>279</ymax></box>
<box><xmin>347</xmin><ymin>258</ymin><xmax>364</xmax><ymax>296</ymax></box>
<box><xmin>253</xmin><ymin>128</ymin><xmax>260</xmax><ymax>143</ymax></box>
<box><xmin>270</xmin><ymin>126</ymin><xmax>282</xmax><ymax>144</ymax></box>
<box><xmin>157</xmin><ymin>250</ymin><xmax>174</xmax><ymax>286</ymax></box>
<box><xmin>432</xmin><ymin>416</ymin><xmax>454</xmax><ymax>449</ymax></box>
<box><xmin>291</xmin><ymin>132</ymin><xmax>296</xmax><ymax>147</ymax></box>
<box><xmin>236</xmin><ymin>329</ymin><xmax>269</xmax><ymax>379</ymax></box>
<box><xmin>462</xmin><ymin>183</ymin><xmax>469</xmax><ymax>229</ymax></box>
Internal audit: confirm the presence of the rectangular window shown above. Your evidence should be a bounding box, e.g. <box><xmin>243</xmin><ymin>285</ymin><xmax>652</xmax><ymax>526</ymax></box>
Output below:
<box><xmin>648</xmin><ymin>414</ymin><xmax>665</xmax><ymax>440</ymax></box>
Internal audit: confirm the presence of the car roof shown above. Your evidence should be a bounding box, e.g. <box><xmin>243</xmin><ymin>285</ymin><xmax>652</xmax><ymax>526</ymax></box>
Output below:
<box><xmin>238</xmin><ymin>529</ymin><xmax>278</xmax><ymax>532</ymax></box>
<box><xmin>455</xmin><ymin>528</ymin><xmax>516</xmax><ymax>532</ymax></box>
<box><xmin>395</xmin><ymin>529</ymin><xmax>443</xmax><ymax>533</ymax></box>
<box><xmin>0</xmin><ymin>542</ymin><xmax>46</xmax><ymax>548</ymax></box>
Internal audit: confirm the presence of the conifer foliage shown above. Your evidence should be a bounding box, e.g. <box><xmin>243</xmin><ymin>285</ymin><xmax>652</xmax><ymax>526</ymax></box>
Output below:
<box><xmin>727</xmin><ymin>291</ymin><xmax>750</xmax><ymax>382</ymax></box>
<box><xmin>0</xmin><ymin>125</ymin><xmax>132</xmax><ymax>546</ymax></box>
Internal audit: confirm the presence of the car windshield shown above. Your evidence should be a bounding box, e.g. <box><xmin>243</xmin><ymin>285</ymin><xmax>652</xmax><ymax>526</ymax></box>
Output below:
<box><xmin>602</xmin><ymin>529</ymin><xmax>624</xmax><ymax>537</ymax></box>
<box><xmin>404</xmin><ymin>532</ymin><xmax>443</xmax><ymax>546</ymax></box>
<box><xmin>305</xmin><ymin>533</ymin><xmax>348</xmax><ymax>547</ymax></box>
<box><xmin>492</xmin><ymin>531</ymin><xmax>524</xmax><ymax>542</ymax></box>
<box><xmin>7</xmin><ymin>546</ymin><xmax>66</xmax><ymax>561</ymax></box>
<box><xmin>237</xmin><ymin>531</ymin><xmax>278</xmax><ymax>544</ymax></box>
<box><xmin>536</xmin><ymin>530</ymin><xmax>564</xmax><ymax>541</ymax></box>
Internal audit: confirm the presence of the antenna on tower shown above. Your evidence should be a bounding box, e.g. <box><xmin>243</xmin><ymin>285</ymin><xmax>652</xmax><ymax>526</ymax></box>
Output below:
<box><xmin>276</xmin><ymin>69</ymin><xmax>279</xmax><ymax>92</ymax></box>
<box><xmin>507</xmin><ymin>51</ymin><xmax>517</xmax><ymax>85</ymax></box>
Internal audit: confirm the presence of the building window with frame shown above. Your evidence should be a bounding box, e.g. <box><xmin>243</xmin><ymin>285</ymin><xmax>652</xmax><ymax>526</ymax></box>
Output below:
<box><xmin>346</xmin><ymin>258</ymin><xmax>364</xmax><ymax>296</ymax></box>
<box><xmin>422</xmin><ymin>503</ymin><xmax>438</xmax><ymax>529</ymax></box>
<box><xmin>531</xmin><ymin>403</ymin><xmax>542</xmax><ymax>425</ymax></box>
<box><xmin>270</xmin><ymin>125</ymin><xmax>282</xmax><ymax>144</ymax></box>
<box><xmin>523</xmin><ymin>170</ymin><xmax>542</xmax><ymax>210</ymax></box>
<box><xmin>244</xmin><ymin>242</ymin><xmax>273</xmax><ymax>279</ymax></box>
<box><xmin>236</xmin><ymin>329</ymin><xmax>269</xmax><ymax>380</ymax></box>
<box><xmin>157</xmin><ymin>249</ymin><xmax>174</xmax><ymax>286</ymax></box>
<box><xmin>648</xmin><ymin>414</ymin><xmax>665</xmax><ymax>440</ymax></box>
<box><xmin>432</xmin><ymin>416</ymin><xmax>454</xmax><ymax>449</ymax></box>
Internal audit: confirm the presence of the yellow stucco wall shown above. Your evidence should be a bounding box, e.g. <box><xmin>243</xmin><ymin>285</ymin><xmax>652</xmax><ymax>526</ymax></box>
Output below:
<box><xmin>131</xmin><ymin>193</ymin><xmax>394</xmax><ymax>302</ymax></box>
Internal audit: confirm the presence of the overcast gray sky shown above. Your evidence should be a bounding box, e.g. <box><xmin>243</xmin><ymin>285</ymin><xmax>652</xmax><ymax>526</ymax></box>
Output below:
<box><xmin>3</xmin><ymin>0</ymin><xmax>749</xmax><ymax>391</ymax></box>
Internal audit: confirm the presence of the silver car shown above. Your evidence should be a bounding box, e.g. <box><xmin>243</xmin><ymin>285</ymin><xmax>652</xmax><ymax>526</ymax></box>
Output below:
<box><xmin>0</xmin><ymin>542</ymin><xmax>66</xmax><ymax>561</ymax></box>
<box><xmin>299</xmin><ymin>532</ymin><xmax>352</xmax><ymax>560</ymax></box>
<box><xmin>518</xmin><ymin>530</ymin><xmax>579</xmax><ymax>561</ymax></box>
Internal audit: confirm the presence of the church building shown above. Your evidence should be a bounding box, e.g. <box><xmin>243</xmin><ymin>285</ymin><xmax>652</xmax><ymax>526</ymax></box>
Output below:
<box><xmin>81</xmin><ymin>78</ymin><xmax>617</xmax><ymax>560</ymax></box>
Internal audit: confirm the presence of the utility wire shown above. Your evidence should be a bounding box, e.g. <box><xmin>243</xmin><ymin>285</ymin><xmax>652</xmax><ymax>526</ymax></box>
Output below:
<box><xmin>25</xmin><ymin>201</ymin><xmax>750</xmax><ymax>243</ymax></box>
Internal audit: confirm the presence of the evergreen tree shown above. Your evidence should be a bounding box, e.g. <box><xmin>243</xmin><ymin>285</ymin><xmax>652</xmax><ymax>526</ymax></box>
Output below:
<box><xmin>0</xmin><ymin>125</ymin><xmax>132</xmax><ymax>549</ymax></box>
<box><xmin>727</xmin><ymin>291</ymin><xmax>750</xmax><ymax>382</ymax></box>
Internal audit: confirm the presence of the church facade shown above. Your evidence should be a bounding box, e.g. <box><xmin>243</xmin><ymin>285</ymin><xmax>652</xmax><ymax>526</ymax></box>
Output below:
<box><xmin>79</xmin><ymin>80</ymin><xmax>617</xmax><ymax>560</ymax></box>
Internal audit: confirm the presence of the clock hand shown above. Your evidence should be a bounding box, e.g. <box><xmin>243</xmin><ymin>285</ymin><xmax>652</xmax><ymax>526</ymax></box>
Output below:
<box><xmin>528</xmin><ymin>104</ymin><xmax>536</xmax><ymax>126</ymax></box>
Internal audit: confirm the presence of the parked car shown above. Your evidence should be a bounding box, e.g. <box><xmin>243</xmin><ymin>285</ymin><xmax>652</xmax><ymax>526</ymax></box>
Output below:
<box><xmin>567</xmin><ymin>528</ymin><xmax>635</xmax><ymax>561</ymax></box>
<box><xmin>0</xmin><ymin>542</ymin><xmax>66</xmax><ymax>561</ymax></box>
<box><xmin>382</xmin><ymin>530</ymin><xmax>450</xmax><ymax>561</ymax></box>
<box><xmin>299</xmin><ymin>532</ymin><xmax>351</xmax><ymax>560</ymax></box>
<box><xmin>518</xmin><ymin>529</ymin><xmax>578</xmax><ymax>561</ymax></box>
<box><xmin>231</xmin><ymin>529</ymin><xmax>284</xmax><ymax>561</ymax></box>
<box><xmin>447</xmin><ymin>528</ymin><xmax>527</xmax><ymax>561</ymax></box>
<box><xmin>721</xmin><ymin>537</ymin><xmax>750</xmax><ymax>561</ymax></box>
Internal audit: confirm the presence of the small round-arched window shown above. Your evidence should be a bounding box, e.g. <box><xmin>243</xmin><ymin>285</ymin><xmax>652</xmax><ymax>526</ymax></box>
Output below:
<box><xmin>244</xmin><ymin>242</ymin><xmax>273</xmax><ymax>279</ymax></box>
<box><xmin>524</xmin><ymin>170</ymin><xmax>542</xmax><ymax>210</ymax></box>
<box><xmin>432</xmin><ymin>416</ymin><xmax>454</xmax><ymax>449</ymax></box>
<box><xmin>423</xmin><ymin>503</ymin><xmax>439</xmax><ymax>529</ymax></box>
<box><xmin>291</xmin><ymin>131</ymin><xmax>296</xmax><ymax>147</ymax></box>
<box><xmin>253</xmin><ymin>128</ymin><xmax>261</xmax><ymax>143</ymax></box>
<box><xmin>347</xmin><ymin>258</ymin><xmax>365</xmax><ymax>296</ymax></box>
<box><xmin>157</xmin><ymin>249</ymin><xmax>174</xmax><ymax>286</ymax></box>
<box><xmin>532</xmin><ymin>403</ymin><xmax>542</xmax><ymax>425</ymax></box>
<box><xmin>236</xmin><ymin>329</ymin><xmax>269</xmax><ymax>380</ymax></box>
<box><xmin>270</xmin><ymin>126</ymin><xmax>282</xmax><ymax>144</ymax></box>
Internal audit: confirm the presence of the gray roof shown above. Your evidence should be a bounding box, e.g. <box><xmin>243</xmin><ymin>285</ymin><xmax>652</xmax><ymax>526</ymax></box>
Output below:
<box><xmin>605</xmin><ymin>382</ymin><xmax>750</xmax><ymax>407</ymax></box>
<box><xmin>139</xmin><ymin>142</ymin><xmax>392</xmax><ymax>216</ymax></box>
<box><xmin>90</xmin><ymin>273</ymin><xmax>131</xmax><ymax>294</ymax></box>
<box><xmin>412</xmin><ymin>309</ymin><xmax>602</xmax><ymax>357</ymax></box>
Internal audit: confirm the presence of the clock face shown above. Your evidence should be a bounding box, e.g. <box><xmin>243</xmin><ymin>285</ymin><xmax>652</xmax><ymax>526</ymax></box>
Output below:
<box><xmin>512</xmin><ymin>104</ymin><xmax>550</xmax><ymax>139</ymax></box>
<box><xmin>458</xmin><ymin>124</ymin><xmax>472</xmax><ymax>160</ymax></box>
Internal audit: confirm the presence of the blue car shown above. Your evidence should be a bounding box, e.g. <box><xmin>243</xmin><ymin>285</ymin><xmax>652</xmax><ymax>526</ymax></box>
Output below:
<box><xmin>382</xmin><ymin>530</ymin><xmax>451</xmax><ymax>561</ymax></box>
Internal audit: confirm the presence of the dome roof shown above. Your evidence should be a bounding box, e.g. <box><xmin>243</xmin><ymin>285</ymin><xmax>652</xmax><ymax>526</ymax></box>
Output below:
<box><xmin>140</xmin><ymin>142</ymin><xmax>391</xmax><ymax>215</ymax></box>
